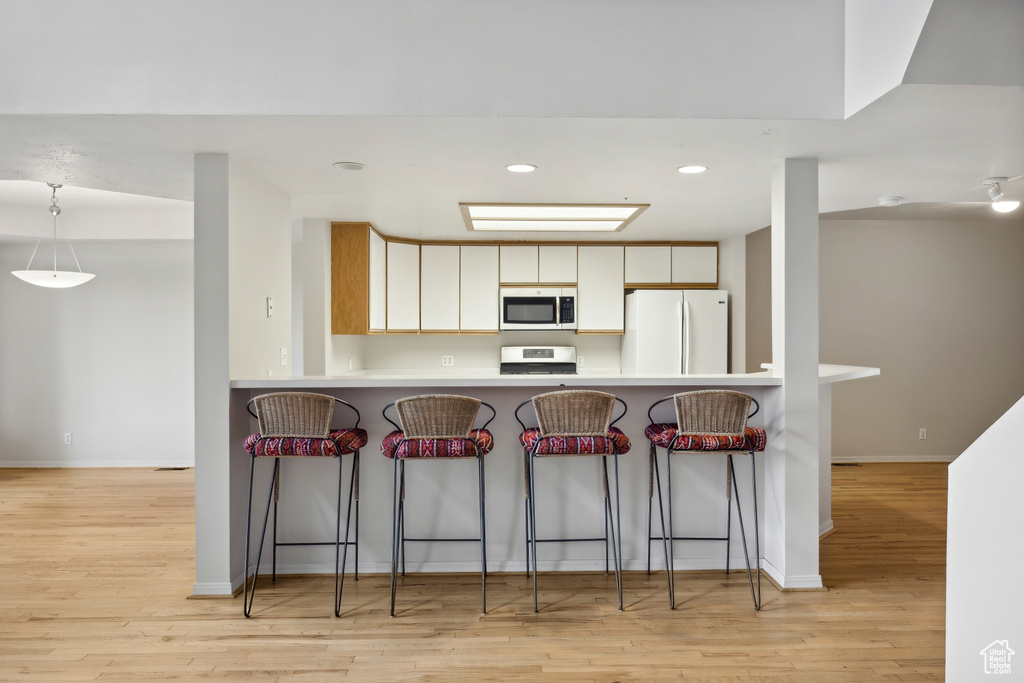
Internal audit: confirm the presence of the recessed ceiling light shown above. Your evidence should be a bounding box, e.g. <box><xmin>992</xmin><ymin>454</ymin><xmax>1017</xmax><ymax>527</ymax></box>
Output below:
<box><xmin>878</xmin><ymin>196</ymin><xmax>902</xmax><ymax>207</ymax></box>
<box><xmin>505</xmin><ymin>164</ymin><xmax>537</xmax><ymax>173</ymax></box>
<box><xmin>460</xmin><ymin>203</ymin><xmax>648</xmax><ymax>232</ymax></box>
<box><xmin>677</xmin><ymin>165</ymin><xmax>708</xmax><ymax>174</ymax></box>
<box><xmin>333</xmin><ymin>161</ymin><xmax>366</xmax><ymax>171</ymax></box>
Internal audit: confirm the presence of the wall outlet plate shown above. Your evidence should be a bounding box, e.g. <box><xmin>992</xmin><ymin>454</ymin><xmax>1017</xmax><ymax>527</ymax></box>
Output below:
<box><xmin>442</xmin><ymin>355</ymin><xmax>454</xmax><ymax>367</ymax></box>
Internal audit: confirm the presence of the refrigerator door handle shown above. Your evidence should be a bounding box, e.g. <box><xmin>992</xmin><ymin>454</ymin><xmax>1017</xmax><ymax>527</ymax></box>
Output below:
<box><xmin>682</xmin><ymin>297</ymin><xmax>691</xmax><ymax>375</ymax></box>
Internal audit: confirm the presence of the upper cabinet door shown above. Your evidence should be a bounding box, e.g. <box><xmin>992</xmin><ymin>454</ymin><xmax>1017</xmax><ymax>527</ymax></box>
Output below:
<box><xmin>577</xmin><ymin>246</ymin><xmax>625</xmax><ymax>333</ymax></box>
<box><xmin>460</xmin><ymin>245</ymin><xmax>500</xmax><ymax>332</ymax></box>
<box><xmin>624</xmin><ymin>246</ymin><xmax>671</xmax><ymax>286</ymax></box>
<box><xmin>538</xmin><ymin>245</ymin><xmax>577</xmax><ymax>284</ymax></box>
<box><xmin>386</xmin><ymin>241</ymin><xmax>420</xmax><ymax>332</ymax></box>
<box><xmin>368</xmin><ymin>229</ymin><xmax>387</xmax><ymax>332</ymax></box>
<box><xmin>420</xmin><ymin>245</ymin><xmax>461</xmax><ymax>332</ymax></box>
<box><xmin>672</xmin><ymin>245</ymin><xmax>718</xmax><ymax>285</ymax></box>
<box><xmin>499</xmin><ymin>245</ymin><xmax>539</xmax><ymax>284</ymax></box>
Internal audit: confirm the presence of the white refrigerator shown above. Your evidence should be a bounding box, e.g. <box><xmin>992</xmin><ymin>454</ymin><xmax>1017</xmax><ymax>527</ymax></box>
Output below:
<box><xmin>620</xmin><ymin>289</ymin><xmax>729</xmax><ymax>374</ymax></box>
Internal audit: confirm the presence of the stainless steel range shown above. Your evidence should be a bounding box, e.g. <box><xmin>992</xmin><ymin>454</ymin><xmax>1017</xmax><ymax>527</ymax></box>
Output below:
<box><xmin>499</xmin><ymin>346</ymin><xmax>577</xmax><ymax>375</ymax></box>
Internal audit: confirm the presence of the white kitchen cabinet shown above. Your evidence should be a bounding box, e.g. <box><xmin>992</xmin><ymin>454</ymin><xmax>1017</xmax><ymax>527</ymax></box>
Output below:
<box><xmin>577</xmin><ymin>246</ymin><xmax>625</xmax><ymax>333</ymax></box>
<box><xmin>624</xmin><ymin>246</ymin><xmax>671</xmax><ymax>285</ymax></box>
<box><xmin>538</xmin><ymin>245</ymin><xmax>577</xmax><ymax>284</ymax></box>
<box><xmin>499</xmin><ymin>245</ymin><xmax>539</xmax><ymax>283</ymax></box>
<box><xmin>460</xmin><ymin>245</ymin><xmax>500</xmax><ymax>331</ymax></box>
<box><xmin>672</xmin><ymin>245</ymin><xmax>718</xmax><ymax>285</ymax></box>
<box><xmin>420</xmin><ymin>245</ymin><xmax>461</xmax><ymax>331</ymax></box>
<box><xmin>386</xmin><ymin>241</ymin><xmax>420</xmax><ymax>332</ymax></box>
<box><xmin>368</xmin><ymin>229</ymin><xmax>387</xmax><ymax>332</ymax></box>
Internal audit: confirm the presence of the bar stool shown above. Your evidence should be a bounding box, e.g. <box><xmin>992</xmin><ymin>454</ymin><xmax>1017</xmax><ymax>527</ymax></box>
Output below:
<box><xmin>515</xmin><ymin>389</ymin><xmax>631</xmax><ymax>612</ymax></box>
<box><xmin>242</xmin><ymin>392</ymin><xmax>367</xmax><ymax>617</ymax></box>
<box><xmin>381</xmin><ymin>394</ymin><xmax>495</xmax><ymax>616</ymax></box>
<box><xmin>645</xmin><ymin>389</ymin><xmax>765</xmax><ymax>610</ymax></box>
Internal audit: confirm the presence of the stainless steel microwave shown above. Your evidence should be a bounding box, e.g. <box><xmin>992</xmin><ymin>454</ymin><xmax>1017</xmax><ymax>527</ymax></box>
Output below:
<box><xmin>499</xmin><ymin>287</ymin><xmax>577</xmax><ymax>331</ymax></box>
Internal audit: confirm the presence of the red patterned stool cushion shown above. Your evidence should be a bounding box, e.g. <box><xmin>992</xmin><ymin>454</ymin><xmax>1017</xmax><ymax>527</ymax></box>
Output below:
<box><xmin>520</xmin><ymin>427</ymin><xmax>631</xmax><ymax>456</ymax></box>
<box><xmin>245</xmin><ymin>428</ymin><xmax>369</xmax><ymax>457</ymax></box>
<box><xmin>381</xmin><ymin>429</ymin><xmax>495</xmax><ymax>459</ymax></box>
<box><xmin>644</xmin><ymin>423</ymin><xmax>766</xmax><ymax>452</ymax></box>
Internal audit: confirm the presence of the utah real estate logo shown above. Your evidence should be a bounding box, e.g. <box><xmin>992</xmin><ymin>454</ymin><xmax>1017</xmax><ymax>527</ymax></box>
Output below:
<box><xmin>980</xmin><ymin>640</ymin><xmax>1015</xmax><ymax>675</ymax></box>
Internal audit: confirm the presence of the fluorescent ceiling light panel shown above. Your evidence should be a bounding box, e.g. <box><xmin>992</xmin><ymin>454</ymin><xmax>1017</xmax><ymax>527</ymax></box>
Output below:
<box><xmin>460</xmin><ymin>203</ymin><xmax>648</xmax><ymax>232</ymax></box>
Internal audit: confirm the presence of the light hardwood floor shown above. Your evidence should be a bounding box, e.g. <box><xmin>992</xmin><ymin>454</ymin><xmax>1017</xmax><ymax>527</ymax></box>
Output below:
<box><xmin>0</xmin><ymin>463</ymin><xmax>946</xmax><ymax>681</ymax></box>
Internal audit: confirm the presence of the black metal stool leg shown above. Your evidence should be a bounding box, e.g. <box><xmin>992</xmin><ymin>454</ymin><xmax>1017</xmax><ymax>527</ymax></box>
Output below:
<box><xmin>604</xmin><ymin>454</ymin><xmax>623</xmax><ymax>611</ymax></box>
<box><xmin>353</xmin><ymin>452</ymin><xmax>360</xmax><ymax>581</ymax></box>
<box><xmin>729</xmin><ymin>453</ymin><xmax>761</xmax><ymax>610</ymax></box>
<box><xmin>243</xmin><ymin>456</ymin><xmax>278</xmax><ymax>618</ymax></box>
<box><xmin>646</xmin><ymin>443</ymin><xmax>655</xmax><ymax>575</ymax></box>
<box><xmin>243</xmin><ymin>456</ymin><xmax>255</xmax><ymax>617</ymax></box>
<box><xmin>663</xmin><ymin>448</ymin><xmax>671</xmax><ymax>610</ymax></box>
<box><xmin>399</xmin><ymin>462</ymin><xmax>407</xmax><ymax>577</ymax></box>
<box><xmin>478</xmin><ymin>453</ymin><xmax>487</xmax><ymax>615</ymax></box>
<box><xmin>335</xmin><ymin>450</ymin><xmax>358</xmax><ymax>617</ymax></box>
<box><xmin>726</xmin><ymin>457</ymin><xmax>733</xmax><ymax>575</ymax></box>
<box><xmin>389</xmin><ymin>456</ymin><xmax>401</xmax><ymax>617</ymax></box>
<box><xmin>750</xmin><ymin>451</ymin><xmax>761</xmax><ymax>609</ymax></box>
<box><xmin>653</xmin><ymin>448</ymin><xmax>675</xmax><ymax>609</ymax></box>
<box><xmin>272</xmin><ymin>459</ymin><xmax>280</xmax><ymax>582</ymax></box>
<box><xmin>528</xmin><ymin>451</ymin><xmax>540</xmax><ymax>613</ymax></box>
<box><xmin>524</xmin><ymin>449</ymin><xmax>531</xmax><ymax>577</ymax></box>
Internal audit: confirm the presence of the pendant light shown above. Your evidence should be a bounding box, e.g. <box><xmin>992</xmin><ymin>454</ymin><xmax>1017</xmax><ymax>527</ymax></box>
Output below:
<box><xmin>11</xmin><ymin>183</ymin><xmax>95</xmax><ymax>288</ymax></box>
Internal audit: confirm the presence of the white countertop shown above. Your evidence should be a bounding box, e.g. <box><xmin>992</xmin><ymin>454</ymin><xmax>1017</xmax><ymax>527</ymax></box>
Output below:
<box><xmin>230</xmin><ymin>364</ymin><xmax>878</xmax><ymax>389</ymax></box>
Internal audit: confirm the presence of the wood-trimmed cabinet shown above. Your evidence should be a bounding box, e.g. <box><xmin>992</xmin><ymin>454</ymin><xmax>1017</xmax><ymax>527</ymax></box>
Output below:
<box><xmin>624</xmin><ymin>243</ymin><xmax>718</xmax><ymax>288</ymax></box>
<box><xmin>332</xmin><ymin>223</ymin><xmax>717</xmax><ymax>336</ymax></box>
<box><xmin>460</xmin><ymin>245</ymin><xmax>499</xmax><ymax>332</ymax></box>
<box><xmin>420</xmin><ymin>245</ymin><xmax>460</xmax><ymax>332</ymax></box>
<box><xmin>577</xmin><ymin>246</ymin><xmax>624</xmax><ymax>333</ymax></box>
<box><xmin>386</xmin><ymin>241</ymin><xmax>420</xmax><ymax>332</ymax></box>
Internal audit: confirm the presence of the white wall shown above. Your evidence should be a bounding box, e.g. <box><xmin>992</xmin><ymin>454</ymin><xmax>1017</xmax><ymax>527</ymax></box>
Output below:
<box><xmin>747</xmin><ymin>216</ymin><xmax>1024</xmax><ymax>460</ymax></box>
<box><xmin>228</xmin><ymin>158</ymin><xmax>292</xmax><ymax>379</ymax></box>
<box><xmin>0</xmin><ymin>239</ymin><xmax>194</xmax><ymax>466</ymax></box>
<box><xmin>946</xmin><ymin>394</ymin><xmax>1024</xmax><ymax>680</ymax></box>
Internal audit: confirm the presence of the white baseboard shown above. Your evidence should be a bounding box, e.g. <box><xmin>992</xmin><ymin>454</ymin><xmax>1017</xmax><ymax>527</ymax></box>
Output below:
<box><xmin>192</xmin><ymin>581</ymin><xmax>237</xmax><ymax>597</ymax></box>
<box><xmin>0</xmin><ymin>460</ymin><xmax>194</xmax><ymax>468</ymax></box>
<box><xmin>761</xmin><ymin>558</ymin><xmax>824</xmax><ymax>589</ymax></box>
<box><xmin>832</xmin><ymin>454</ymin><xmax>956</xmax><ymax>463</ymax></box>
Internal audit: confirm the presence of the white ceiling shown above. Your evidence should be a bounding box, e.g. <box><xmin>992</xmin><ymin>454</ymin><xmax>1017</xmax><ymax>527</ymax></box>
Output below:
<box><xmin>0</xmin><ymin>0</ymin><xmax>1021</xmax><ymax>241</ymax></box>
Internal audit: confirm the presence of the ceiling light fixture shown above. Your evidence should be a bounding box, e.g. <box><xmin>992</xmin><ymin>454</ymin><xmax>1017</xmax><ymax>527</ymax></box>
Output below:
<box><xmin>11</xmin><ymin>183</ymin><xmax>96</xmax><ymax>288</ymax></box>
<box><xmin>505</xmin><ymin>164</ymin><xmax>537</xmax><ymax>173</ymax></box>
<box><xmin>983</xmin><ymin>177</ymin><xmax>1019</xmax><ymax>213</ymax></box>
<box><xmin>677</xmin><ymin>165</ymin><xmax>708</xmax><ymax>174</ymax></box>
<box><xmin>333</xmin><ymin>161</ymin><xmax>366</xmax><ymax>171</ymax></box>
<box><xmin>460</xmin><ymin>202</ymin><xmax>649</xmax><ymax>232</ymax></box>
<box><xmin>878</xmin><ymin>196</ymin><xmax>902</xmax><ymax>207</ymax></box>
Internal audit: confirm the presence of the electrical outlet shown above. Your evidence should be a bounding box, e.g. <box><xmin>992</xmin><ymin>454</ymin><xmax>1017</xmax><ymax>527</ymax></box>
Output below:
<box><xmin>577</xmin><ymin>355</ymin><xmax>585</xmax><ymax>367</ymax></box>
<box><xmin>919</xmin><ymin>428</ymin><xmax>927</xmax><ymax>440</ymax></box>
<box><xmin>442</xmin><ymin>355</ymin><xmax>454</xmax><ymax>367</ymax></box>
<box><xmin>64</xmin><ymin>432</ymin><xmax>72</xmax><ymax>445</ymax></box>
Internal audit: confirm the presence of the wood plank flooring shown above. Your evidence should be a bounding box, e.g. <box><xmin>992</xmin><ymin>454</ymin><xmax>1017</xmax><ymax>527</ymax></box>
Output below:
<box><xmin>0</xmin><ymin>463</ymin><xmax>947</xmax><ymax>681</ymax></box>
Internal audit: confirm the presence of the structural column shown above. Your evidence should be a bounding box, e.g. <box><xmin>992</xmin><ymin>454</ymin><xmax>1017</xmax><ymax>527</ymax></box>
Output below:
<box><xmin>193</xmin><ymin>153</ymin><xmax>233</xmax><ymax>595</ymax></box>
<box><xmin>764</xmin><ymin>158</ymin><xmax>822</xmax><ymax>588</ymax></box>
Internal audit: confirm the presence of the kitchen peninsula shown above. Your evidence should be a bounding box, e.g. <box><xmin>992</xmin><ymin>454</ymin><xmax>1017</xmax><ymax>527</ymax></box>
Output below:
<box><xmin>203</xmin><ymin>364</ymin><xmax>878</xmax><ymax>598</ymax></box>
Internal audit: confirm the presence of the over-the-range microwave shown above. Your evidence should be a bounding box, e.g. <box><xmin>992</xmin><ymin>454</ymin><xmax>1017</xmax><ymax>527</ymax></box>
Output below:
<box><xmin>499</xmin><ymin>287</ymin><xmax>577</xmax><ymax>331</ymax></box>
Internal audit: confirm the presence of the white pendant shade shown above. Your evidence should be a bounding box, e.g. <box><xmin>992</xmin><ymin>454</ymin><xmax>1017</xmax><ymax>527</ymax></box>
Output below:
<box><xmin>12</xmin><ymin>270</ymin><xmax>96</xmax><ymax>288</ymax></box>
<box><xmin>10</xmin><ymin>183</ymin><xmax>96</xmax><ymax>289</ymax></box>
